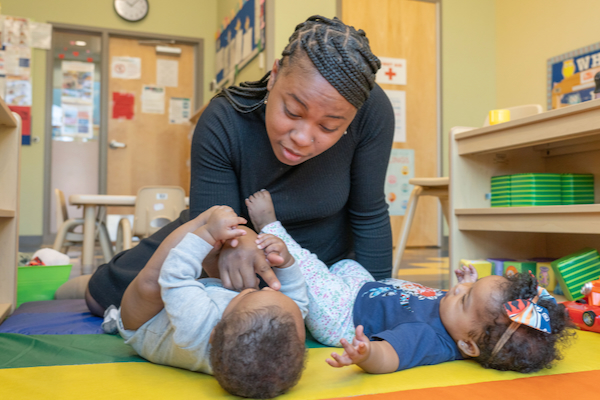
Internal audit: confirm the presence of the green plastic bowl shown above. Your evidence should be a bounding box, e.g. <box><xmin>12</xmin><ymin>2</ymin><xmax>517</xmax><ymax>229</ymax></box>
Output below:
<box><xmin>17</xmin><ymin>265</ymin><xmax>73</xmax><ymax>307</ymax></box>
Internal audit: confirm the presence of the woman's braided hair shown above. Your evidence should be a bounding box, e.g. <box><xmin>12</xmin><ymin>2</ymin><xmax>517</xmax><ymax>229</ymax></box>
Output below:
<box><xmin>216</xmin><ymin>15</ymin><xmax>381</xmax><ymax>113</ymax></box>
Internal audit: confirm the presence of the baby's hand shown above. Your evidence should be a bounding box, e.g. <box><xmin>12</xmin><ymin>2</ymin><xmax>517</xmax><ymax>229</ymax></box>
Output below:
<box><xmin>326</xmin><ymin>325</ymin><xmax>371</xmax><ymax>368</ymax></box>
<box><xmin>455</xmin><ymin>264</ymin><xmax>478</xmax><ymax>283</ymax></box>
<box><xmin>199</xmin><ymin>206</ymin><xmax>247</xmax><ymax>245</ymax></box>
<box><xmin>255</xmin><ymin>233</ymin><xmax>294</xmax><ymax>269</ymax></box>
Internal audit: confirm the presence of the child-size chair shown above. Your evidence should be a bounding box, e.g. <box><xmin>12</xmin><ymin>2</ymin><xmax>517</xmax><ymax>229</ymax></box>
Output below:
<box><xmin>115</xmin><ymin>186</ymin><xmax>187</xmax><ymax>252</ymax></box>
<box><xmin>52</xmin><ymin>188</ymin><xmax>114</xmax><ymax>264</ymax></box>
<box><xmin>392</xmin><ymin>104</ymin><xmax>544</xmax><ymax>278</ymax></box>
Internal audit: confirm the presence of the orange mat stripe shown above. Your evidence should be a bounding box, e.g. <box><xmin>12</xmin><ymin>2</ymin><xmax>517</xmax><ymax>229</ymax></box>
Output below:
<box><xmin>331</xmin><ymin>369</ymin><xmax>600</xmax><ymax>399</ymax></box>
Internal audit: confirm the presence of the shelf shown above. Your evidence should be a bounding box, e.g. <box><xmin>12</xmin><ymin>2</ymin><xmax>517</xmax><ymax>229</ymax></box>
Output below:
<box><xmin>454</xmin><ymin>99</ymin><xmax>600</xmax><ymax>155</ymax></box>
<box><xmin>0</xmin><ymin>99</ymin><xmax>16</xmax><ymax>129</ymax></box>
<box><xmin>0</xmin><ymin>209</ymin><xmax>16</xmax><ymax>218</ymax></box>
<box><xmin>455</xmin><ymin>204</ymin><xmax>600</xmax><ymax>234</ymax></box>
<box><xmin>0</xmin><ymin>303</ymin><xmax>10</xmax><ymax>322</ymax></box>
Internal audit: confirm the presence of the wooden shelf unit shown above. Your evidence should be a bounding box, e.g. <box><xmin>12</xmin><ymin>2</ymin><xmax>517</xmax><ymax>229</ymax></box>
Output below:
<box><xmin>0</xmin><ymin>98</ymin><xmax>21</xmax><ymax>321</ymax></box>
<box><xmin>449</xmin><ymin>99</ymin><xmax>600</xmax><ymax>288</ymax></box>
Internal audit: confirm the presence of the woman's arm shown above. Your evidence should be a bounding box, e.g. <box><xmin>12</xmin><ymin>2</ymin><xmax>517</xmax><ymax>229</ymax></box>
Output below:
<box><xmin>190</xmin><ymin>102</ymin><xmax>280</xmax><ymax>290</ymax></box>
<box><xmin>348</xmin><ymin>85</ymin><xmax>395</xmax><ymax>280</ymax></box>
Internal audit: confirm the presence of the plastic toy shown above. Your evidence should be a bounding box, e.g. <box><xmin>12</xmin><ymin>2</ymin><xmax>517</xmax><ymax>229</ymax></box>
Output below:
<box><xmin>562</xmin><ymin>279</ymin><xmax>600</xmax><ymax>333</ymax></box>
<box><xmin>504</xmin><ymin>260</ymin><xmax>536</xmax><ymax>277</ymax></box>
<box><xmin>460</xmin><ymin>259</ymin><xmax>492</xmax><ymax>278</ymax></box>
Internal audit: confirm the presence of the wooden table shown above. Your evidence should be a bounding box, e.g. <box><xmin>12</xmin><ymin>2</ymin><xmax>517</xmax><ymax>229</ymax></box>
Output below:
<box><xmin>69</xmin><ymin>194</ymin><xmax>188</xmax><ymax>274</ymax></box>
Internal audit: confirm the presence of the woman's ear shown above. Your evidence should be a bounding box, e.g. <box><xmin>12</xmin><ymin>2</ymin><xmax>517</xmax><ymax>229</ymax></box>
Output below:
<box><xmin>458</xmin><ymin>339</ymin><xmax>480</xmax><ymax>358</ymax></box>
<box><xmin>267</xmin><ymin>59</ymin><xmax>280</xmax><ymax>91</ymax></box>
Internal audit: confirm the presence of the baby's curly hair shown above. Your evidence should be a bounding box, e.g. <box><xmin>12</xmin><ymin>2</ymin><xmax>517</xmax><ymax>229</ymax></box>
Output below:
<box><xmin>473</xmin><ymin>273</ymin><xmax>576</xmax><ymax>373</ymax></box>
<box><xmin>210</xmin><ymin>305</ymin><xmax>306</xmax><ymax>399</ymax></box>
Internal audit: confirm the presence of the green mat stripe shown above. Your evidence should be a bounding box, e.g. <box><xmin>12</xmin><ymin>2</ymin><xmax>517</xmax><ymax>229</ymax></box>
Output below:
<box><xmin>0</xmin><ymin>331</ymin><xmax>328</xmax><ymax>369</ymax></box>
<box><xmin>0</xmin><ymin>334</ymin><xmax>145</xmax><ymax>369</ymax></box>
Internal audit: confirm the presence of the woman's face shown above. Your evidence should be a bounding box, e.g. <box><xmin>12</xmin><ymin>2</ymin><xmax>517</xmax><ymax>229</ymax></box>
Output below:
<box><xmin>265</xmin><ymin>58</ymin><xmax>357</xmax><ymax>166</ymax></box>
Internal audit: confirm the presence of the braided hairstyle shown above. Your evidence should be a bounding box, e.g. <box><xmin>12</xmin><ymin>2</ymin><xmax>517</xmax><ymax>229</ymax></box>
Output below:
<box><xmin>216</xmin><ymin>15</ymin><xmax>381</xmax><ymax>113</ymax></box>
<box><xmin>473</xmin><ymin>273</ymin><xmax>575</xmax><ymax>373</ymax></box>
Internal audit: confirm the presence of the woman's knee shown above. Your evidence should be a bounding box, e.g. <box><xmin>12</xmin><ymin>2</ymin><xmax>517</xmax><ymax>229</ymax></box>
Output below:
<box><xmin>85</xmin><ymin>284</ymin><xmax>106</xmax><ymax>317</ymax></box>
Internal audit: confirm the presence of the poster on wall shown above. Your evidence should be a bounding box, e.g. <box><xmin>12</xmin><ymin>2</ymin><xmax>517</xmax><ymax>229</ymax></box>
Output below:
<box><xmin>61</xmin><ymin>61</ymin><xmax>94</xmax><ymax>138</ymax></box>
<box><xmin>384</xmin><ymin>90</ymin><xmax>406</xmax><ymax>143</ymax></box>
<box><xmin>376</xmin><ymin>57</ymin><xmax>407</xmax><ymax>86</ymax></box>
<box><xmin>61</xmin><ymin>61</ymin><xmax>94</xmax><ymax>105</ymax></box>
<box><xmin>548</xmin><ymin>42</ymin><xmax>600</xmax><ymax>109</ymax></box>
<box><xmin>0</xmin><ymin>15</ymin><xmax>34</xmax><ymax>144</ymax></box>
<box><xmin>384</xmin><ymin>149</ymin><xmax>415</xmax><ymax>216</ymax></box>
<box><xmin>215</xmin><ymin>0</ymin><xmax>265</xmax><ymax>88</ymax></box>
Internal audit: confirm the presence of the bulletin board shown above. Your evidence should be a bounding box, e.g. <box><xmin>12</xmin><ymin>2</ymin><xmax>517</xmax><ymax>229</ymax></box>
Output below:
<box><xmin>548</xmin><ymin>41</ymin><xmax>600</xmax><ymax>110</ymax></box>
<box><xmin>215</xmin><ymin>0</ymin><xmax>265</xmax><ymax>88</ymax></box>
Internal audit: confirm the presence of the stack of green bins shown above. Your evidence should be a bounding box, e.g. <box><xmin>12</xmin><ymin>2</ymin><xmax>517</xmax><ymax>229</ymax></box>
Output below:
<box><xmin>510</xmin><ymin>173</ymin><xmax>561</xmax><ymax>206</ymax></box>
<box><xmin>561</xmin><ymin>174</ymin><xmax>594</xmax><ymax>205</ymax></box>
<box><xmin>551</xmin><ymin>248</ymin><xmax>600</xmax><ymax>301</ymax></box>
<box><xmin>491</xmin><ymin>175</ymin><xmax>511</xmax><ymax>207</ymax></box>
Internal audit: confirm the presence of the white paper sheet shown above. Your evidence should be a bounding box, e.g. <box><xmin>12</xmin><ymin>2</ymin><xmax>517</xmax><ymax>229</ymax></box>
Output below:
<box><xmin>141</xmin><ymin>85</ymin><xmax>165</xmax><ymax>114</ymax></box>
<box><xmin>384</xmin><ymin>90</ymin><xmax>407</xmax><ymax>143</ymax></box>
<box><xmin>0</xmin><ymin>75</ymin><xmax>6</xmax><ymax>100</ymax></box>
<box><xmin>4</xmin><ymin>45</ymin><xmax>21</xmax><ymax>76</ymax></box>
<box><xmin>376</xmin><ymin>57</ymin><xmax>407</xmax><ymax>86</ymax></box>
<box><xmin>62</xmin><ymin>61</ymin><xmax>94</xmax><ymax>105</ymax></box>
<box><xmin>156</xmin><ymin>59</ymin><xmax>178</xmax><ymax>87</ymax></box>
<box><xmin>242</xmin><ymin>29</ymin><xmax>253</xmax><ymax>60</ymax></box>
<box><xmin>5</xmin><ymin>77</ymin><xmax>31</xmax><ymax>105</ymax></box>
<box><xmin>30</xmin><ymin>21</ymin><xmax>52</xmax><ymax>50</ymax></box>
<box><xmin>111</xmin><ymin>56</ymin><xmax>141</xmax><ymax>79</ymax></box>
<box><xmin>62</xmin><ymin>103</ymin><xmax>93</xmax><ymax>137</ymax></box>
<box><xmin>169</xmin><ymin>97</ymin><xmax>190</xmax><ymax>124</ymax></box>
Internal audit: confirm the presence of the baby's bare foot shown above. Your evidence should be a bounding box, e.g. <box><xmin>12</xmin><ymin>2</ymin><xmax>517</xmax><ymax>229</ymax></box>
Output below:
<box><xmin>245</xmin><ymin>190</ymin><xmax>277</xmax><ymax>232</ymax></box>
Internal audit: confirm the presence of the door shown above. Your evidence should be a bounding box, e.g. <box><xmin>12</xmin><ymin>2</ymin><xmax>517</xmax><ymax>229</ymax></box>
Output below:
<box><xmin>342</xmin><ymin>0</ymin><xmax>439</xmax><ymax>248</ymax></box>
<box><xmin>107</xmin><ymin>37</ymin><xmax>195</xmax><ymax>214</ymax></box>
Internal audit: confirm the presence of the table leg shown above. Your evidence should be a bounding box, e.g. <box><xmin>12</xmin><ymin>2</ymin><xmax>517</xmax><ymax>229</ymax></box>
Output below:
<box><xmin>82</xmin><ymin>204</ymin><xmax>97</xmax><ymax>275</ymax></box>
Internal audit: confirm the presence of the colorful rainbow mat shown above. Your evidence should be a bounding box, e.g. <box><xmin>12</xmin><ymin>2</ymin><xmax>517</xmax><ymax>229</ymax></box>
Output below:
<box><xmin>1</xmin><ymin>301</ymin><xmax>600</xmax><ymax>399</ymax></box>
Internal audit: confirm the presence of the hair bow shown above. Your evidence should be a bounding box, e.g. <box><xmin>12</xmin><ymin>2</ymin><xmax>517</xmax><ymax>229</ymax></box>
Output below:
<box><xmin>491</xmin><ymin>287</ymin><xmax>553</xmax><ymax>358</ymax></box>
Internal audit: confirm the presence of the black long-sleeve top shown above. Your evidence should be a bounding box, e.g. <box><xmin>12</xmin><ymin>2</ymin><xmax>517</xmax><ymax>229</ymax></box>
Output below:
<box><xmin>190</xmin><ymin>84</ymin><xmax>394</xmax><ymax>279</ymax></box>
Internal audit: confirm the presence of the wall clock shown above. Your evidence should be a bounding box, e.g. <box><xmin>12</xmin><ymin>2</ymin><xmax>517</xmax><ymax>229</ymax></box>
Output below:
<box><xmin>114</xmin><ymin>0</ymin><xmax>149</xmax><ymax>22</ymax></box>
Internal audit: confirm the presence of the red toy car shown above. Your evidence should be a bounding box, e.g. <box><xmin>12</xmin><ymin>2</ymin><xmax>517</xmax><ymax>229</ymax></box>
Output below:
<box><xmin>562</xmin><ymin>279</ymin><xmax>600</xmax><ymax>333</ymax></box>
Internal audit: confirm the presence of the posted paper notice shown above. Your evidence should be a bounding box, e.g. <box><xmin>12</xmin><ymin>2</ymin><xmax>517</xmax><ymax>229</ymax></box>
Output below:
<box><xmin>157</xmin><ymin>59</ymin><xmax>178</xmax><ymax>87</ymax></box>
<box><xmin>111</xmin><ymin>56</ymin><xmax>141</xmax><ymax>80</ymax></box>
<box><xmin>169</xmin><ymin>97</ymin><xmax>190</xmax><ymax>124</ymax></box>
<box><xmin>384</xmin><ymin>90</ymin><xmax>406</xmax><ymax>143</ymax></box>
<box><xmin>141</xmin><ymin>85</ymin><xmax>165</xmax><ymax>114</ymax></box>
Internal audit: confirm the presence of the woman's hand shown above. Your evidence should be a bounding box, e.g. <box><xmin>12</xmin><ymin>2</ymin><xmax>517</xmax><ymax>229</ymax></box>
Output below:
<box><xmin>218</xmin><ymin>226</ymin><xmax>281</xmax><ymax>291</ymax></box>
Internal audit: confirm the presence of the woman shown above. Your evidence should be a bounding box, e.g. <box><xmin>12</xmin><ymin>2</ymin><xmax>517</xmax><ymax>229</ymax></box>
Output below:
<box><xmin>86</xmin><ymin>15</ymin><xmax>394</xmax><ymax>316</ymax></box>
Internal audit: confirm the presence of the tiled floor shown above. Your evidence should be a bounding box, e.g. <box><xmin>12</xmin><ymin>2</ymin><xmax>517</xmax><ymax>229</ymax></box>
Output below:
<box><xmin>395</xmin><ymin>247</ymin><xmax>450</xmax><ymax>290</ymax></box>
<box><xmin>24</xmin><ymin>242</ymin><xmax>451</xmax><ymax>289</ymax></box>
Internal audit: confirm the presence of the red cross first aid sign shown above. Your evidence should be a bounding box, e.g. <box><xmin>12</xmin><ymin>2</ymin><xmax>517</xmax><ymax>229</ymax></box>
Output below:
<box><xmin>375</xmin><ymin>57</ymin><xmax>407</xmax><ymax>86</ymax></box>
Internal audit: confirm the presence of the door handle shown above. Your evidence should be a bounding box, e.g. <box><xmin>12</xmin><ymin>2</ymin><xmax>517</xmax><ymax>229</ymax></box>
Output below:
<box><xmin>109</xmin><ymin>140</ymin><xmax>127</xmax><ymax>149</ymax></box>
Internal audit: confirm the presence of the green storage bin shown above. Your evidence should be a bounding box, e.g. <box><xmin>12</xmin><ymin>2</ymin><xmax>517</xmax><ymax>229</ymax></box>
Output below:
<box><xmin>17</xmin><ymin>265</ymin><xmax>72</xmax><ymax>307</ymax></box>
<box><xmin>491</xmin><ymin>175</ymin><xmax>511</xmax><ymax>207</ymax></box>
<box><xmin>561</xmin><ymin>174</ymin><xmax>594</xmax><ymax>205</ymax></box>
<box><xmin>510</xmin><ymin>173</ymin><xmax>561</xmax><ymax>206</ymax></box>
<box><xmin>551</xmin><ymin>248</ymin><xmax>600</xmax><ymax>301</ymax></box>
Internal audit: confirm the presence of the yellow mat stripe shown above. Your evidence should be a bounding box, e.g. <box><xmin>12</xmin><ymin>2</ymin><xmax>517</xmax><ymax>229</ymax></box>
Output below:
<box><xmin>1</xmin><ymin>331</ymin><xmax>598</xmax><ymax>400</ymax></box>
